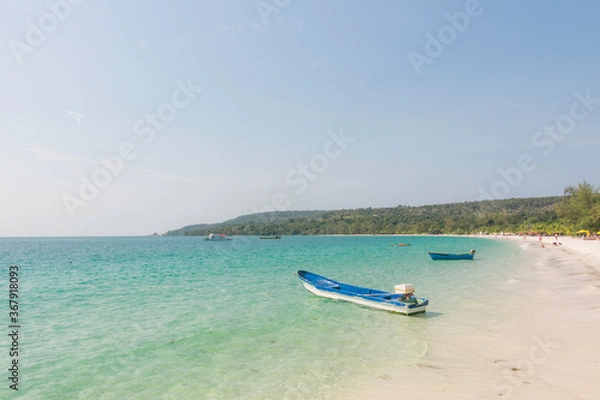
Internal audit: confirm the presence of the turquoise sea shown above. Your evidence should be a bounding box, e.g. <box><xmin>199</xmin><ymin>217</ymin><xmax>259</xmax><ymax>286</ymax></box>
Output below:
<box><xmin>2</xmin><ymin>235</ymin><xmax>523</xmax><ymax>399</ymax></box>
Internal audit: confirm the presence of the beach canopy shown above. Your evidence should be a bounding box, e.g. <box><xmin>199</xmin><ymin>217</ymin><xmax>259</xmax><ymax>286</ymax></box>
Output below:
<box><xmin>576</xmin><ymin>229</ymin><xmax>590</xmax><ymax>235</ymax></box>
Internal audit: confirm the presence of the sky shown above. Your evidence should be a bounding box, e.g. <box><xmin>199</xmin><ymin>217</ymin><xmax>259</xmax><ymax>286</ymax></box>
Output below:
<box><xmin>1</xmin><ymin>0</ymin><xmax>599</xmax><ymax>236</ymax></box>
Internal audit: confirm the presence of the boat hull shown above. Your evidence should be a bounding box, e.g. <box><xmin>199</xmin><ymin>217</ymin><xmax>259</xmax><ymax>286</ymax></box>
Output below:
<box><xmin>205</xmin><ymin>233</ymin><xmax>232</xmax><ymax>241</ymax></box>
<box><xmin>297</xmin><ymin>270</ymin><xmax>428</xmax><ymax>315</ymax></box>
<box><xmin>428</xmin><ymin>252</ymin><xmax>474</xmax><ymax>260</ymax></box>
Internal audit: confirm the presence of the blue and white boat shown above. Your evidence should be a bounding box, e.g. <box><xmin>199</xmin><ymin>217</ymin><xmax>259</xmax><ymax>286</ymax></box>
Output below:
<box><xmin>205</xmin><ymin>233</ymin><xmax>232</xmax><ymax>241</ymax></box>
<box><xmin>297</xmin><ymin>270</ymin><xmax>428</xmax><ymax>315</ymax></box>
<box><xmin>428</xmin><ymin>250</ymin><xmax>475</xmax><ymax>260</ymax></box>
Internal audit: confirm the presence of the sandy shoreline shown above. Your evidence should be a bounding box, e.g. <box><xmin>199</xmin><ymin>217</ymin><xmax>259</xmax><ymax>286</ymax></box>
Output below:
<box><xmin>347</xmin><ymin>236</ymin><xmax>600</xmax><ymax>399</ymax></box>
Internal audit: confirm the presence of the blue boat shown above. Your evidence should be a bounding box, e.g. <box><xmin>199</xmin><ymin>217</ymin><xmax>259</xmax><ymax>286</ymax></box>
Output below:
<box><xmin>297</xmin><ymin>270</ymin><xmax>428</xmax><ymax>315</ymax></box>
<box><xmin>428</xmin><ymin>250</ymin><xmax>475</xmax><ymax>260</ymax></box>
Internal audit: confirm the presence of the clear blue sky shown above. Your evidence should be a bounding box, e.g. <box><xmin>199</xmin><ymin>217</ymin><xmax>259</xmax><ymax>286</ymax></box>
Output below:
<box><xmin>1</xmin><ymin>0</ymin><xmax>599</xmax><ymax>236</ymax></box>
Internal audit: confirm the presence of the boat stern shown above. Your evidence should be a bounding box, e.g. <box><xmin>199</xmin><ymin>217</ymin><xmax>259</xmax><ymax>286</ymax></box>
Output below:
<box><xmin>404</xmin><ymin>298</ymin><xmax>428</xmax><ymax>314</ymax></box>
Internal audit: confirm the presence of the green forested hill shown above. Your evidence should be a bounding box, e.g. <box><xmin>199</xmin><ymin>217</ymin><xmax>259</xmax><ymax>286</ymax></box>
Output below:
<box><xmin>165</xmin><ymin>196</ymin><xmax>568</xmax><ymax>236</ymax></box>
<box><xmin>165</xmin><ymin>210</ymin><xmax>327</xmax><ymax>236</ymax></box>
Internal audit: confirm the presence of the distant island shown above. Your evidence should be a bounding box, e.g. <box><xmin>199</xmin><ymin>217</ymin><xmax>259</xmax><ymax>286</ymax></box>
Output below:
<box><xmin>165</xmin><ymin>182</ymin><xmax>599</xmax><ymax>236</ymax></box>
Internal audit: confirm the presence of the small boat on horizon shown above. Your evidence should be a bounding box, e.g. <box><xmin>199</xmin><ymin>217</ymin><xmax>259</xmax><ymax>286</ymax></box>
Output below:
<box><xmin>259</xmin><ymin>235</ymin><xmax>281</xmax><ymax>239</ymax></box>
<box><xmin>428</xmin><ymin>249</ymin><xmax>475</xmax><ymax>260</ymax></box>
<box><xmin>391</xmin><ymin>243</ymin><xmax>411</xmax><ymax>246</ymax></box>
<box><xmin>297</xmin><ymin>270</ymin><xmax>428</xmax><ymax>315</ymax></box>
<box><xmin>205</xmin><ymin>233</ymin><xmax>232</xmax><ymax>241</ymax></box>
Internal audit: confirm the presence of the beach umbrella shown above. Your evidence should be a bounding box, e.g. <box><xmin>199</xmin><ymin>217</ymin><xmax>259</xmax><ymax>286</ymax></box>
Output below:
<box><xmin>576</xmin><ymin>229</ymin><xmax>590</xmax><ymax>236</ymax></box>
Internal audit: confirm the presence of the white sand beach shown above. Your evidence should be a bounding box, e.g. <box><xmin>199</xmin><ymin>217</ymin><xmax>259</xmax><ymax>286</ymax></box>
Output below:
<box><xmin>348</xmin><ymin>236</ymin><xmax>600</xmax><ymax>399</ymax></box>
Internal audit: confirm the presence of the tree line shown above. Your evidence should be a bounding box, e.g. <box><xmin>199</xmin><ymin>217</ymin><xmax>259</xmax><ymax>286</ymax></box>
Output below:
<box><xmin>165</xmin><ymin>182</ymin><xmax>600</xmax><ymax>236</ymax></box>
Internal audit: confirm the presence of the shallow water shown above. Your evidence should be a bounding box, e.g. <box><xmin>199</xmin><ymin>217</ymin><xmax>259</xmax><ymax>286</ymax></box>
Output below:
<box><xmin>1</xmin><ymin>235</ymin><xmax>520</xmax><ymax>399</ymax></box>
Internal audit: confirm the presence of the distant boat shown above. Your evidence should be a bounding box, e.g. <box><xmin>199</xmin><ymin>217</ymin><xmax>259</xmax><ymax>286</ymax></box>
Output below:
<box><xmin>205</xmin><ymin>233</ymin><xmax>232</xmax><ymax>241</ymax></box>
<box><xmin>391</xmin><ymin>243</ymin><xmax>411</xmax><ymax>246</ymax></box>
<box><xmin>259</xmin><ymin>235</ymin><xmax>281</xmax><ymax>239</ymax></box>
<box><xmin>297</xmin><ymin>270</ymin><xmax>428</xmax><ymax>315</ymax></box>
<box><xmin>428</xmin><ymin>249</ymin><xmax>475</xmax><ymax>260</ymax></box>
